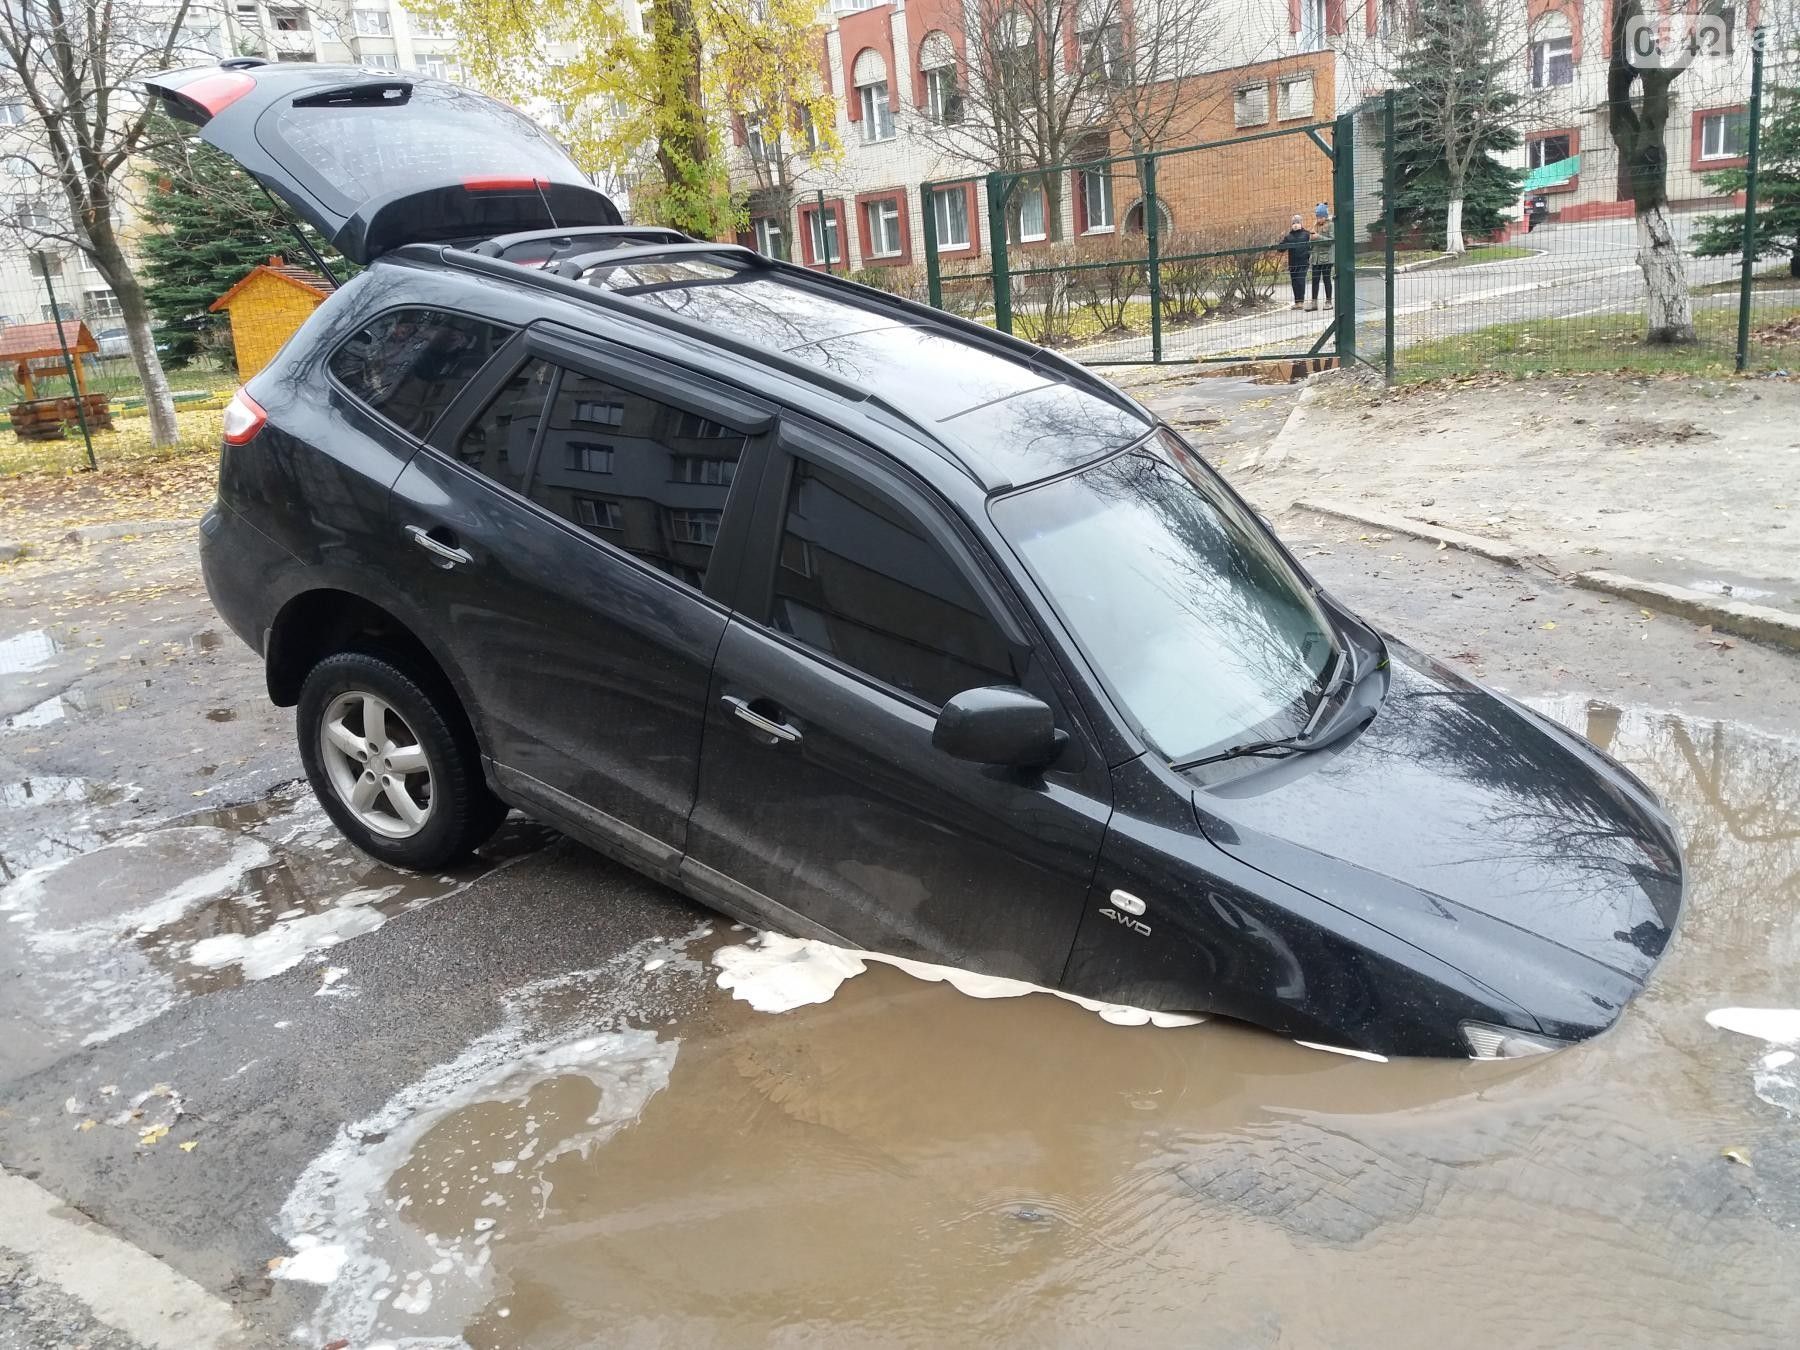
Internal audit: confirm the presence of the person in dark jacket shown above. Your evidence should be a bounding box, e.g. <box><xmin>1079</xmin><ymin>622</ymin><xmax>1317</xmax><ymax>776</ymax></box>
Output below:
<box><xmin>1277</xmin><ymin>214</ymin><xmax>1311</xmax><ymax>309</ymax></box>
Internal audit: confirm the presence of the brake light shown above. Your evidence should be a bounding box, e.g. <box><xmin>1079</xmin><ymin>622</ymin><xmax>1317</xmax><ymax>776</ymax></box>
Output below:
<box><xmin>222</xmin><ymin>389</ymin><xmax>268</xmax><ymax>445</ymax></box>
<box><xmin>463</xmin><ymin>176</ymin><xmax>549</xmax><ymax>191</ymax></box>
<box><xmin>179</xmin><ymin>70</ymin><xmax>255</xmax><ymax>118</ymax></box>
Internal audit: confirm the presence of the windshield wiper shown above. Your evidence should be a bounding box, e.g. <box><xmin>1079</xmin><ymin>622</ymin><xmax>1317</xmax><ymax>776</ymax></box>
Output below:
<box><xmin>1172</xmin><ymin>640</ymin><xmax>1360</xmax><ymax>772</ymax></box>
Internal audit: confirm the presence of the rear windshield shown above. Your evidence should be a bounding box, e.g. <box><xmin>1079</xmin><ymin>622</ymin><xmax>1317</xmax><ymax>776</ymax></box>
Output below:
<box><xmin>259</xmin><ymin>81</ymin><xmax>586</xmax><ymax>217</ymax></box>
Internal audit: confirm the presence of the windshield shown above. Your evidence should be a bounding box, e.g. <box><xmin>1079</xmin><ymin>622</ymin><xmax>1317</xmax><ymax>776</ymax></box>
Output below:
<box><xmin>992</xmin><ymin>429</ymin><xmax>1337</xmax><ymax>763</ymax></box>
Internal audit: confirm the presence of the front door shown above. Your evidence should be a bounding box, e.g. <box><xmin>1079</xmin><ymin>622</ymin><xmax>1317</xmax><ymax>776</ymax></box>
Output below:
<box><xmin>390</xmin><ymin>324</ymin><xmax>772</xmax><ymax>871</ymax></box>
<box><xmin>684</xmin><ymin>427</ymin><xmax>1112</xmax><ymax>985</ymax></box>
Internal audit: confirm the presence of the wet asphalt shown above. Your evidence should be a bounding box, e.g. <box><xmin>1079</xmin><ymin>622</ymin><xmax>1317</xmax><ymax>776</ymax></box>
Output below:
<box><xmin>4</xmin><ymin>377</ymin><xmax>1800</xmax><ymax>1346</ymax></box>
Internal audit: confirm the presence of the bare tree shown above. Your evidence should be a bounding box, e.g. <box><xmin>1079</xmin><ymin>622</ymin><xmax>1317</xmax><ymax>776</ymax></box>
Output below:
<box><xmin>1606</xmin><ymin>0</ymin><xmax>1737</xmax><ymax>344</ymax></box>
<box><xmin>1343</xmin><ymin>0</ymin><xmax>1557</xmax><ymax>254</ymax></box>
<box><xmin>0</xmin><ymin>1</ymin><xmax>228</xmax><ymax>444</ymax></box>
<box><xmin>919</xmin><ymin>0</ymin><xmax>1220</xmax><ymax>240</ymax></box>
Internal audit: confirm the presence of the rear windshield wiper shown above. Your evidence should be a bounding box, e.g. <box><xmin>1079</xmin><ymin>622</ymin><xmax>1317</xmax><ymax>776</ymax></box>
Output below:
<box><xmin>1172</xmin><ymin>641</ymin><xmax>1360</xmax><ymax>772</ymax></box>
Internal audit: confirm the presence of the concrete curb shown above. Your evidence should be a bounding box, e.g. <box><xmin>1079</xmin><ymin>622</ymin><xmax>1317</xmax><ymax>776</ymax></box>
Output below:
<box><xmin>1288</xmin><ymin>498</ymin><xmax>1540</xmax><ymax>568</ymax></box>
<box><xmin>1238</xmin><ymin>380</ymin><xmax>1323</xmax><ymax>475</ymax></box>
<box><xmin>1574</xmin><ymin>571</ymin><xmax>1800</xmax><ymax>655</ymax></box>
<box><xmin>63</xmin><ymin>518</ymin><xmax>193</xmax><ymax>545</ymax></box>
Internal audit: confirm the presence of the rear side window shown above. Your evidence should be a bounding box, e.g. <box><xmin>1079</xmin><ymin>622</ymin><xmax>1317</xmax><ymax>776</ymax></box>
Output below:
<box><xmin>454</xmin><ymin>358</ymin><xmax>553</xmax><ymax>494</ymax></box>
<box><xmin>769</xmin><ymin>461</ymin><xmax>1014</xmax><ymax>707</ymax></box>
<box><xmin>329</xmin><ymin>308</ymin><xmax>512</xmax><ymax>438</ymax></box>
<box><xmin>526</xmin><ymin>366</ymin><xmax>748</xmax><ymax>591</ymax></box>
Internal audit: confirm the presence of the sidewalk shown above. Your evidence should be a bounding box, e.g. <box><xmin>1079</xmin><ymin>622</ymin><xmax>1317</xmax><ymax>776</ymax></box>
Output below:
<box><xmin>1229</xmin><ymin>370</ymin><xmax>1800</xmax><ymax>646</ymax></box>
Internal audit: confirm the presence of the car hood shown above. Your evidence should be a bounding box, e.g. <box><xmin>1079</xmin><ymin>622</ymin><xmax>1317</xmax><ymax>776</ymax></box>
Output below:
<box><xmin>1190</xmin><ymin>641</ymin><xmax>1684</xmax><ymax>988</ymax></box>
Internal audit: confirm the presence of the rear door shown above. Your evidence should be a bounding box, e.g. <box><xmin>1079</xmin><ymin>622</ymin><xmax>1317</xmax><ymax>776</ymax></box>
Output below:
<box><xmin>143</xmin><ymin>62</ymin><xmax>620</xmax><ymax>261</ymax></box>
<box><xmin>390</xmin><ymin>323</ymin><xmax>774</xmax><ymax>874</ymax></box>
<box><xmin>682</xmin><ymin>424</ymin><xmax>1113</xmax><ymax>984</ymax></box>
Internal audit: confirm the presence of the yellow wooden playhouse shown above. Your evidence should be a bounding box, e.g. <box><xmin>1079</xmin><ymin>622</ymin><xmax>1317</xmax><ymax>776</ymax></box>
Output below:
<box><xmin>210</xmin><ymin>256</ymin><xmax>335</xmax><ymax>379</ymax></box>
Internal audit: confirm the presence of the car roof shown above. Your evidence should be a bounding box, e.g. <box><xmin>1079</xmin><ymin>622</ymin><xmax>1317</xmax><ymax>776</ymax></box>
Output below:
<box><xmin>409</xmin><ymin>239</ymin><xmax>1156</xmax><ymax>494</ymax></box>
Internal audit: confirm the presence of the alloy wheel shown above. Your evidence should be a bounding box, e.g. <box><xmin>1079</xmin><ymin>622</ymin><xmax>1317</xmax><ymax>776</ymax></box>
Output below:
<box><xmin>318</xmin><ymin>689</ymin><xmax>435</xmax><ymax>839</ymax></box>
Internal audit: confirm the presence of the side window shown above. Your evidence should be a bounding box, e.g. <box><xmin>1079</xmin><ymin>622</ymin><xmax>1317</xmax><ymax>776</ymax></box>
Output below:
<box><xmin>328</xmin><ymin>308</ymin><xmax>512</xmax><ymax>438</ymax></box>
<box><xmin>526</xmin><ymin>366</ymin><xmax>747</xmax><ymax>591</ymax></box>
<box><xmin>770</xmin><ymin>460</ymin><xmax>1015</xmax><ymax>707</ymax></box>
<box><xmin>453</xmin><ymin>358</ymin><xmax>553</xmax><ymax>494</ymax></box>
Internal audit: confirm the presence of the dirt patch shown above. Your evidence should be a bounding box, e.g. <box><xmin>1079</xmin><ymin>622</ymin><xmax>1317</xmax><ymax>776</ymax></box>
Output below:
<box><xmin>0</xmin><ymin>451</ymin><xmax>215</xmax><ymax>551</ymax></box>
<box><xmin>1601</xmin><ymin>417</ymin><xmax>1714</xmax><ymax>447</ymax></box>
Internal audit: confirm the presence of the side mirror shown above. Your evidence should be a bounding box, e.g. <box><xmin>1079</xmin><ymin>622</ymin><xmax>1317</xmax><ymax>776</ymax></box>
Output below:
<box><xmin>932</xmin><ymin>686</ymin><xmax>1067</xmax><ymax>769</ymax></box>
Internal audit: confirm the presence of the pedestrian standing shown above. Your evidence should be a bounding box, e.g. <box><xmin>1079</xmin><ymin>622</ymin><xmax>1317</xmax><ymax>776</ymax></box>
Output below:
<box><xmin>1277</xmin><ymin>214</ymin><xmax>1311</xmax><ymax>309</ymax></box>
<box><xmin>1307</xmin><ymin>202</ymin><xmax>1334</xmax><ymax>312</ymax></box>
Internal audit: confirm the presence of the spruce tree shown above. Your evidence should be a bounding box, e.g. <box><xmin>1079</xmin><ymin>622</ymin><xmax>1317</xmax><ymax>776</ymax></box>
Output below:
<box><xmin>138</xmin><ymin>118</ymin><xmax>345</xmax><ymax>368</ymax></box>
<box><xmin>1692</xmin><ymin>75</ymin><xmax>1800</xmax><ymax>278</ymax></box>
<box><xmin>1385</xmin><ymin>0</ymin><xmax>1524</xmax><ymax>252</ymax></box>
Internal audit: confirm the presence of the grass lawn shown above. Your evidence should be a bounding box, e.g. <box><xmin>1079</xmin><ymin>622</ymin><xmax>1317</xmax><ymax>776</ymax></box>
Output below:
<box><xmin>1</xmin><ymin>404</ymin><xmax>224</xmax><ymax>478</ymax></box>
<box><xmin>1398</xmin><ymin>303</ymin><xmax>1800</xmax><ymax>382</ymax></box>
<box><xmin>1432</xmin><ymin>244</ymin><xmax>1536</xmax><ymax>268</ymax></box>
<box><xmin>1694</xmin><ymin>264</ymin><xmax>1800</xmax><ymax>296</ymax></box>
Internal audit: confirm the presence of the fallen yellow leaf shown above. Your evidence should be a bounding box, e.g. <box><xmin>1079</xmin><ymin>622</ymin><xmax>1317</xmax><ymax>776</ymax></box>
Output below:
<box><xmin>179</xmin><ymin>1140</ymin><xmax>199</xmax><ymax>1153</ymax></box>
<box><xmin>139</xmin><ymin>1124</ymin><xmax>170</xmax><ymax>1145</ymax></box>
<box><xmin>1541</xmin><ymin>621</ymin><xmax>1557</xmax><ymax>630</ymax></box>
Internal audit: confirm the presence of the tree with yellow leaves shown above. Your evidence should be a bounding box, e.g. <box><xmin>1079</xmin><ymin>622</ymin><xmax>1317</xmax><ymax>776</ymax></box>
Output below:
<box><xmin>414</xmin><ymin>0</ymin><xmax>839</xmax><ymax>240</ymax></box>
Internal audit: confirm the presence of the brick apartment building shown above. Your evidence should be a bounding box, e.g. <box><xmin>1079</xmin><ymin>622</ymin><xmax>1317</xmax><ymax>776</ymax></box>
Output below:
<box><xmin>724</xmin><ymin>0</ymin><xmax>1761</xmax><ymax>276</ymax></box>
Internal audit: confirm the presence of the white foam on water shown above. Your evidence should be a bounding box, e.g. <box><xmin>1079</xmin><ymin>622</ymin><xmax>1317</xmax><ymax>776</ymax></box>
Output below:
<box><xmin>271</xmin><ymin>1239</ymin><xmax>347</xmax><ymax>1286</ymax></box>
<box><xmin>713</xmin><ymin>932</ymin><xmax>1204</xmax><ymax>1028</ymax></box>
<box><xmin>188</xmin><ymin>904</ymin><xmax>388</xmax><ymax>981</ymax></box>
<box><xmin>274</xmin><ymin>937</ymin><xmax>701</xmax><ymax>1347</ymax></box>
<box><xmin>1706</xmin><ymin>1007</ymin><xmax>1800</xmax><ymax>1045</ymax></box>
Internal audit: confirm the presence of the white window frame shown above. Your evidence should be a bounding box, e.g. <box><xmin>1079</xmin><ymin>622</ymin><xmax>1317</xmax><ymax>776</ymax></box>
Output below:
<box><xmin>421</xmin><ymin>54</ymin><xmax>450</xmax><ymax>80</ymax></box>
<box><xmin>753</xmin><ymin>216</ymin><xmax>784</xmax><ymax>259</ymax></box>
<box><xmin>1234</xmin><ymin>82</ymin><xmax>1269</xmax><ymax>129</ymax></box>
<box><xmin>1530</xmin><ymin>34</ymin><xmax>1573</xmax><ymax>89</ymax></box>
<box><xmin>352</xmin><ymin>8</ymin><xmax>390</xmax><ymax>36</ymax></box>
<box><xmin>576</xmin><ymin>497</ymin><xmax>622</xmax><ymax>530</ymax></box>
<box><xmin>1014</xmin><ymin>185</ymin><xmax>1047</xmax><ymax>243</ymax></box>
<box><xmin>1299</xmin><ymin>0</ymin><xmax>1326</xmax><ymax>52</ymax></box>
<box><xmin>1527</xmin><ymin>134</ymin><xmax>1574</xmax><ymax>170</ymax></box>
<box><xmin>865</xmin><ymin>197</ymin><xmax>903</xmax><ymax>258</ymax></box>
<box><xmin>0</xmin><ymin>101</ymin><xmax>29</xmax><ymax>127</ymax></box>
<box><xmin>669</xmin><ymin>509</ymin><xmax>721</xmax><ymax>545</ymax></box>
<box><xmin>362</xmin><ymin>52</ymin><xmax>397</xmax><ymax>71</ymax></box>
<box><xmin>574</xmin><ymin>400</ymin><xmax>625</xmax><ymax>426</ymax></box>
<box><xmin>745</xmin><ymin>122</ymin><xmax>768</xmax><ymax>162</ymax></box>
<box><xmin>925</xmin><ymin>64</ymin><xmax>959</xmax><ymax>124</ymax></box>
<box><xmin>858</xmin><ymin>80</ymin><xmax>894</xmax><ymax>143</ymax></box>
<box><xmin>566</xmin><ymin>444</ymin><xmax>615</xmax><ymax>473</ymax></box>
<box><xmin>1700</xmin><ymin>110</ymin><xmax>1748</xmax><ymax>160</ymax></box>
<box><xmin>1277</xmin><ymin>74</ymin><xmax>1314</xmax><ymax>121</ymax></box>
<box><xmin>1080</xmin><ymin>165</ymin><xmax>1115</xmax><ymax>233</ymax></box>
<box><xmin>932</xmin><ymin>186</ymin><xmax>971</xmax><ymax>251</ymax></box>
<box><xmin>798</xmin><ymin>105</ymin><xmax>821</xmax><ymax>153</ymax></box>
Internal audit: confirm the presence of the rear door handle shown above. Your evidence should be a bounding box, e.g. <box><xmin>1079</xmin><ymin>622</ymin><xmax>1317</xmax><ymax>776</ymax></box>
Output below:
<box><xmin>721</xmin><ymin>695</ymin><xmax>801</xmax><ymax>746</ymax></box>
<box><xmin>406</xmin><ymin>524</ymin><xmax>473</xmax><ymax>567</ymax></box>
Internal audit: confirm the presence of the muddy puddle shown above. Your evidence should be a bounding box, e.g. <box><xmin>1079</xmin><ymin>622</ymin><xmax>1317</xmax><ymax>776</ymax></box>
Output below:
<box><xmin>265</xmin><ymin>696</ymin><xmax>1800</xmax><ymax>1350</ymax></box>
<box><xmin>0</xmin><ymin>785</ymin><xmax>553</xmax><ymax>1078</ymax></box>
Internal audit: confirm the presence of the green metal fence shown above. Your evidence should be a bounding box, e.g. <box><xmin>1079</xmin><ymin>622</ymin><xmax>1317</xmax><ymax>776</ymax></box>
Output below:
<box><xmin>917</xmin><ymin>114</ymin><xmax>1357</xmax><ymax>368</ymax></box>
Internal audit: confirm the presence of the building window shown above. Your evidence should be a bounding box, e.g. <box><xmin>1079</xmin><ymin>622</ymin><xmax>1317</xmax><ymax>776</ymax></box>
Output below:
<box><xmin>932</xmin><ymin>185</ymin><xmax>971</xmax><ymax>250</ymax></box>
<box><xmin>1277</xmin><ymin>74</ymin><xmax>1314</xmax><ymax>121</ymax></box>
<box><xmin>1124</xmin><ymin>198</ymin><xmax>1173</xmax><ymax>236</ymax></box>
<box><xmin>353</xmin><ymin>8</ymin><xmax>389</xmax><ymax>36</ymax></box>
<box><xmin>0</xmin><ymin>102</ymin><xmax>27</xmax><ymax>126</ymax></box>
<box><xmin>797</xmin><ymin>105</ymin><xmax>821</xmax><ymax>152</ymax></box>
<box><xmin>675</xmin><ymin>411</ymin><xmax>735</xmax><ymax>438</ymax></box>
<box><xmin>752</xmin><ymin>216</ymin><xmax>785</xmax><ymax>259</ymax></box>
<box><xmin>270</xmin><ymin>6</ymin><xmax>308</xmax><ymax>32</ymax></box>
<box><xmin>1079</xmin><ymin>161</ymin><xmax>1115</xmax><ymax>232</ymax></box>
<box><xmin>3</xmin><ymin>154</ymin><xmax>33</xmax><ymax>177</ymax></box>
<box><xmin>745</xmin><ymin>121</ymin><xmax>769</xmax><ymax>162</ymax></box>
<box><xmin>234</xmin><ymin>3</ymin><xmax>260</xmax><ymax>25</ymax></box>
<box><xmin>421</xmin><ymin>54</ymin><xmax>450</xmax><ymax>79</ymax></box>
<box><xmin>1700</xmin><ymin>109</ymin><xmax>1749</xmax><ymax>160</ymax></box>
<box><xmin>1299</xmin><ymin>0</ymin><xmax>1326</xmax><ymax>51</ymax></box>
<box><xmin>84</xmin><ymin>289</ymin><xmax>123</xmax><ymax>319</ymax></box>
<box><xmin>865</xmin><ymin>197</ymin><xmax>902</xmax><ymax>258</ymax></box>
<box><xmin>669</xmin><ymin>508</ymin><xmax>721</xmax><ymax>545</ymax></box>
<box><xmin>565</xmin><ymin>443</ymin><xmax>615</xmax><ymax>473</ymax></box>
<box><xmin>1077</xmin><ymin>20</ymin><xmax>1126</xmax><ymax>84</ymax></box>
<box><xmin>14</xmin><ymin>199</ymin><xmax>51</xmax><ymax>229</ymax></box>
<box><xmin>858</xmin><ymin>81</ymin><xmax>894</xmax><ymax>142</ymax></box>
<box><xmin>925</xmin><ymin>65</ymin><xmax>961</xmax><ymax>124</ymax></box>
<box><xmin>1012</xmin><ymin>183</ymin><xmax>1047</xmax><ymax>243</ymax></box>
<box><xmin>362</xmin><ymin>53</ymin><xmax>397</xmax><ymax>70</ymax></box>
<box><xmin>1528</xmin><ymin>132</ymin><xmax>1574</xmax><ymax>169</ymax></box>
<box><xmin>672</xmin><ymin>455</ymin><xmax>737</xmax><ymax>485</ymax></box>
<box><xmin>1531</xmin><ymin>33</ymin><xmax>1573</xmax><ymax>88</ymax></box>
<box><xmin>804</xmin><ymin>207</ymin><xmax>842</xmax><ymax>265</ymax></box>
<box><xmin>1234</xmin><ymin>83</ymin><xmax>1269</xmax><ymax>129</ymax></box>
<box><xmin>275</xmin><ymin>51</ymin><xmax>316</xmax><ymax>61</ymax></box>
<box><xmin>576</xmin><ymin>497</ymin><xmax>622</xmax><ymax>530</ymax></box>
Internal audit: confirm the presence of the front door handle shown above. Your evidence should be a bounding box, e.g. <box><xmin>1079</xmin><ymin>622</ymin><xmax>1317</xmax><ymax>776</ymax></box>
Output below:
<box><xmin>406</xmin><ymin>524</ymin><xmax>473</xmax><ymax>567</ymax></box>
<box><xmin>721</xmin><ymin>695</ymin><xmax>802</xmax><ymax>746</ymax></box>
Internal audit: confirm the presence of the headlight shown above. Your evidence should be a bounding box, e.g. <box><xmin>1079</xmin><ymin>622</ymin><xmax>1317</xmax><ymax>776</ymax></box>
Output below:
<box><xmin>1460</xmin><ymin>1021</ymin><xmax>1571</xmax><ymax>1059</ymax></box>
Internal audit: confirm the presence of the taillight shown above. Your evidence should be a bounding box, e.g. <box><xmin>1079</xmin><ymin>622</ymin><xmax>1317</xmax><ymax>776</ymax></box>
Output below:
<box><xmin>177</xmin><ymin>69</ymin><xmax>255</xmax><ymax>119</ymax></box>
<box><xmin>463</xmin><ymin>175</ymin><xmax>549</xmax><ymax>191</ymax></box>
<box><xmin>222</xmin><ymin>389</ymin><xmax>268</xmax><ymax>445</ymax></box>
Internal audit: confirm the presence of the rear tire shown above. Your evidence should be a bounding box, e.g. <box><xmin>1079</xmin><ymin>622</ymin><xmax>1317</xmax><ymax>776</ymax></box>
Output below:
<box><xmin>296</xmin><ymin>650</ymin><xmax>503</xmax><ymax>869</ymax></box>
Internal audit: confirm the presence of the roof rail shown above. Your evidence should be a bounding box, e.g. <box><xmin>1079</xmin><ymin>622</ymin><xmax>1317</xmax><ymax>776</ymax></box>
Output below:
<box><xmin>549</xmin><ymin>241</ymin><xmax>762</xmax><ymax>279</ymax></box>
<box><xmin>439</xmin><ymin>245</ymin><xmax>978</xmax><ymax>485</ymax></box>
<box><xmin>470</xmin><ymin>225</ymin><xmax>690</xmax><ymax>263</ymax></box>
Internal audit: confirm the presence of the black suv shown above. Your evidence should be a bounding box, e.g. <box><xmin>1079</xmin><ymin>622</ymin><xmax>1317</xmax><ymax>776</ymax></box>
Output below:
<box><xmin>152</xmin><ymin>61</ymin><xmax>1684</xmax><ymax>1059</ymax></box>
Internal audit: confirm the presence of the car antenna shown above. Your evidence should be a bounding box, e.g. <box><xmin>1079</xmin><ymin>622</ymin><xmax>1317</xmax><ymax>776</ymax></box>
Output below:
<box><xmin>256</xmin><ymin>184</ymin><xmax>341</xmax><ymax>290</ymax></box>
<box><xmin>531</xmin><ymin>177</ymin><xmax>561</xmax><ymax>230</ymax></box>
